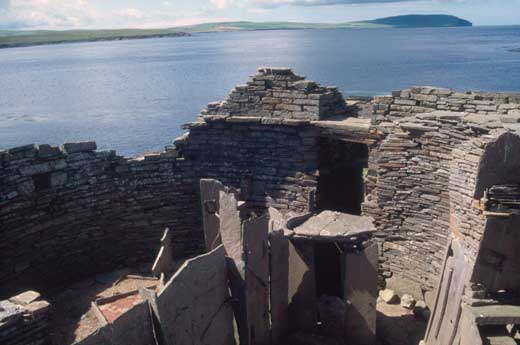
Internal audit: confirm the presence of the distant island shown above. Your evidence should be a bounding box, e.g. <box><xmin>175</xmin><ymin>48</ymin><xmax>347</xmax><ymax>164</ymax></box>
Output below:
<box><xmin>0</xmin><ymin>14</ymin><xmax>472</xmax><ymax>49</ymax></box>
<box><xmin>179</xmin><ymin>15</ymin><xmax>472</xmax><ymax>32</ymax></box>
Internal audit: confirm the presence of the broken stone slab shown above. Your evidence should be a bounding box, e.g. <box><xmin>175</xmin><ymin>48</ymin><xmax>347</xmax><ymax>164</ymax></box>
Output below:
<box><xmin>400</xmin><ymin>294</ymin><xmax>416</xmax><ymax>309</ymax></box>
<box><xmin>379</xmin><ymin>289</ymin><xmax>399</xmax><ymax>304</ymax></box>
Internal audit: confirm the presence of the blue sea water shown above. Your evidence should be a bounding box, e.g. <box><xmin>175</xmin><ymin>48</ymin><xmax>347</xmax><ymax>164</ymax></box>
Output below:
<box><xmin>0</xmin><ymin>26</ymin><xmax>519</xmax><ymax>156</ymax></box>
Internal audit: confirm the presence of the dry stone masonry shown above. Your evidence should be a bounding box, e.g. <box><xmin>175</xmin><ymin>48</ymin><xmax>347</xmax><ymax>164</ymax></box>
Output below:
<box><xmin>2</xmin><ymin>67</ymin><xmax>520</xmax><ymax>345</ymax></box>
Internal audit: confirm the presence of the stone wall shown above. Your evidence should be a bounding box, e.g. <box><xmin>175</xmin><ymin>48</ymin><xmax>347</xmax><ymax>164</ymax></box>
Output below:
<box><xmin>1</xmin><ymin>117</ymin><xmax>318</xmax><ymax>297</ymax></box>
<box><xmin>368</xmin><ymin>86</ymin><xmax>520</xmax><ymax>123</ymax></box>
<box><xmin>362</xmin><ymin>109</ymin><xmax>520</xmax><ymax>290</ymax></box>
<box><xmin>179</xmin><ymin>116</ymin><xmax>319</xmax><ymax>213</ymax></box>
<box><xmin>0</xmin><ymin>142</ymin><xmax>201</xmax><ymax>298</ymax></box>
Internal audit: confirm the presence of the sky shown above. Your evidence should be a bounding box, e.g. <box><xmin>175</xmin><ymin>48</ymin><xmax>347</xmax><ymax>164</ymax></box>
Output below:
<box><xmin>0</xmin><ymin>0</ymin><xmax>519</xmax><ymax>30</ymax></box>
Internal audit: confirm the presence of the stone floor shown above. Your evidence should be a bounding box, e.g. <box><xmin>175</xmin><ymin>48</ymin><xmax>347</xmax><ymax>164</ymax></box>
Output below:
<box><xmin>47</xmin><ymin>267</ymin><xmax>159</xmax><ymax>345</ymax></box>
<box><xmin>376</xmin><ymin>301</ymin><xmax>428</xmax><ymax>345</ymax></box>
<box><xmin>45</xmin><ymin>265</ymin><xmax>427</xmax><ymax>345</ymax></box>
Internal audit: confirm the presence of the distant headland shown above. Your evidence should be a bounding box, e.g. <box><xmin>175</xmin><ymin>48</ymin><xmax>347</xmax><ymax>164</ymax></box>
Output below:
<box><xmin>0</xmin><ymin>14</ymin><xmax>472</xmax><ymax>49</ymax></box>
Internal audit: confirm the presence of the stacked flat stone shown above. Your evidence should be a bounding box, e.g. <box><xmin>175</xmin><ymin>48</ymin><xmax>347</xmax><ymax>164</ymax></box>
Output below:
<box><xmin>363</xmin><ymin>109</ymin><xmax>520</xmax><ymax>290</ymax></box>
<box><xmin>367</xmin><ymin>86</ymin><xmax>520</xmax><ymax>124</ymax></box>
<box><xmin>449</xmin><ymin>136</ymin><xmax>490</xmax><ymax>255</ymax></box>
<box><xmin>202</xmin><ymin>67</ymin><xmax>348</xmax><ymax>120</ymax></box>
<box><xmin>486</xmin><ymin>184</ymin><xmax>520</xmax><ymax>213</ymax></box>
<box><xmin>0</xmin><ymin>291</ymin><xmax>50</xmax><ymax>345</ymax></box>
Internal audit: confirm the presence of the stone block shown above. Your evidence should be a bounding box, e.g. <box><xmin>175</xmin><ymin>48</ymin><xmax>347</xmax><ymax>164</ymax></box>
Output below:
<box><xmin>379</xmin><ymin>289</ymin><xmax>399</xmax><ymax>304</ymax></box>
<box><xmin>61</xmin><ymin>141</ymin><xmax>97</xmax><ymax>154</ymax></box>
<box><xmin>9</xmin><ymin>290</ymin><xmax>41</xmax><ymax>306</ymax></box>
<box><xmin>400</xmin><ymin>294</ymin><xmax>416</xmax><ymax>309</ymax></box>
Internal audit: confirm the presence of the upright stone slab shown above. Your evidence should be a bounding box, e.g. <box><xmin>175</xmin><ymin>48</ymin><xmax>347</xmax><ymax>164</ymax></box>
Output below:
<box><xmin>151</xmin><ymin>228</ymin><xmax>174</xmax><ymax>278</ymax></box>
<box><xmin>154</xmin><ymin>245</ymin><xmax>235</xmax><ymax>345</ymax></box>
<box><xmin>343</xmin><ymin>241</ymin><xmax>378</xmax><ymax>345</ymax></box>
<box><xmin>200</xmin><ymin>179</ymin><xmax>225</xmax><ymax>251</ymax></box>
<box><xmin>243</xmin><ymin>215</ymin><xmax>270</xmax><ymax>345</ymax></box>
<box><xmin>219</xmin><ymin>190</ymin><xmax>243</xmax><ymax>261</ymax></box>
<box><xmin>218</xmin><ymin>188</ymin><xmax>249</xmax><ymax>344</ymax></box>
<box><xmin>287</xmin><ymin>239</ymin><xmax>316</xmax><ymax>333</ymax></box>
<box><xmin>269</xmin><ymin>229</ymin><xmax>289</xmax><ymax>344</ymax></box>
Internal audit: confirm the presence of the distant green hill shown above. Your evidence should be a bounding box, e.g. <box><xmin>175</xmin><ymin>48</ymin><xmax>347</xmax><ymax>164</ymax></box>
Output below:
<box><xmin>365</xmin><ymin>14</ymin><xmax>472</xmax><ymax>28</ymax></box>
<box><xmin>0</xmin><ymin>14</ymin><xmax>472</xmax><ymax>49</ymax></box>
<box><xmin>0</xmin><ymin>29</ymin><xmax>189</xmax><ymax>49</ymax></box>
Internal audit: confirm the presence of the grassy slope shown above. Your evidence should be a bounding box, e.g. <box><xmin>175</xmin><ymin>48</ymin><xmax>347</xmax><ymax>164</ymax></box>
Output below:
<box><xmin>176</xmin><ymin>21</ymin><xmax>388</xmax><ymax>32</ymax></box>
<box><xmin>0</xmin><ymin>28</ymin><xmax>188</xmax><ymax>48</ymax></box>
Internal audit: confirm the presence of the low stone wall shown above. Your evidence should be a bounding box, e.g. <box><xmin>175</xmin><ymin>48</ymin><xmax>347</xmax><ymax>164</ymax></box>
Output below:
<box><xmin>0</xmin><ymin>291</ymin><xmax>50</xmax><ymax>345</ymax></box>
<box><xmin>369</xmin><ymin>86</ymin><xmax>520</xmax><ymax>123</ymax></box>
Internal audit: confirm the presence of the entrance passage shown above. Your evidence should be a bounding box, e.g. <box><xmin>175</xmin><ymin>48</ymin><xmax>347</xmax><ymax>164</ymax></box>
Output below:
<box><xmin>314</xmin><ymin>242</ymin><xmax>342</xmax><ymax>298</ymax></box>
<box><xmin>316</xmin><ymin>138</ymin><xmax>368</xmax><ymax>215</ymax></box>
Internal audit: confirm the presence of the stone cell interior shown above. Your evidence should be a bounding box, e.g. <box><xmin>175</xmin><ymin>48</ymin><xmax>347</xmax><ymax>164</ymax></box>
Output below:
<box><xmin>2</xmin><ymin>67</ymin><xmax>520</xmax><ymax>345</ymax></box>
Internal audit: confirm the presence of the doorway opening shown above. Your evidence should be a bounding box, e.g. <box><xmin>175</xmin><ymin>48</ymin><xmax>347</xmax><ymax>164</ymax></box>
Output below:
<box><xmin>316</xmin><ymin>138</ymin><xmax>368</xmax><ymax>215</ymax></box>
<box><xmin>314</xmin><ymin>241</ymin><xmax>342</xmax><ymax>298</ymax></box>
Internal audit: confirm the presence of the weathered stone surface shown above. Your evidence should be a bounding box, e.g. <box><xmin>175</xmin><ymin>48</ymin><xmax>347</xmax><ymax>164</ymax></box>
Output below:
<box><xmin>154</xmin><ymin>245</ymin><xmax>235</xmax><ymax>345</ymax></box>
<box><xmin>291</xmin><ymin>211</ymin><xmax>376</xmax><ymax>239</ymax></box>
<box><xmin>219</xmin><ymin>190</ymin><xmax>243</xmax><ymax>262</ymax></box>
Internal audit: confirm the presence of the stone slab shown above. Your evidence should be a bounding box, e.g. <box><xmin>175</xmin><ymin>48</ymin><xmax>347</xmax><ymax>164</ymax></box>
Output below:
<box><xmin>200</xmin><ymin>179</ymin><xmax>225</xmax><ymax>251</ymax></box>
<box><xmin>343</xmin><ymin>241</ymin><xmax>378</xmax><ymax>345</ymax></box>
<box><xmin>243</xmin><ymin>215</ymin><xmax>270</xmax><ymax>345</ymax></box>
<box><xmin>292</xmin><ymin>211</ymin><xmax>376</xmax><ymax>239</ymax></box>
<box><xmin>155</xmin><ymin>245</ymin><xmax>235</xmax><ymax>345</ymax></box>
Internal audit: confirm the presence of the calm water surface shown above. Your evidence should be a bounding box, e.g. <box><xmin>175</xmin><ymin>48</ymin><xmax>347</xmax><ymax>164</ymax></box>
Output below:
<box><xmin>1</xmin><ymin>26</ymin><xmax>519</xmax><ymax>156</ymax></box>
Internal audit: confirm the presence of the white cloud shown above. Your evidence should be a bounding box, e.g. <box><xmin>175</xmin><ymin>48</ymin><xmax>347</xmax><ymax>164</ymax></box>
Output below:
<box><xmin>210</xmin><ymin>0</ymin><xmax>238</xmax><ymax>9</ymax></box>
<box><xmin>1</xmin><ymin>0</ymin><xmax>98</xmax><ymax>29</ymax></box>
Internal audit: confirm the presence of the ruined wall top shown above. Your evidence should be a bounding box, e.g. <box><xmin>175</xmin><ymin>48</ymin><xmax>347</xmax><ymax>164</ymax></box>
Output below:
<box><xmin>201</xmin><ymin>67</ymin><xmax>349</xmax><ymax>121</ymax></box>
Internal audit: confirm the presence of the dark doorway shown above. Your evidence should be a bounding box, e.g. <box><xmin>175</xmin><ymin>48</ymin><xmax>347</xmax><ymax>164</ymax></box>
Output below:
<box><xmin>314</xmin><ymin>242</ymin><xmax>342</xmax><ymax>298</ymax></box>
<box><xmin>316</xmin><ymin>138</ymin><xmax>368</xmax><ymax>215</ymax></box>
